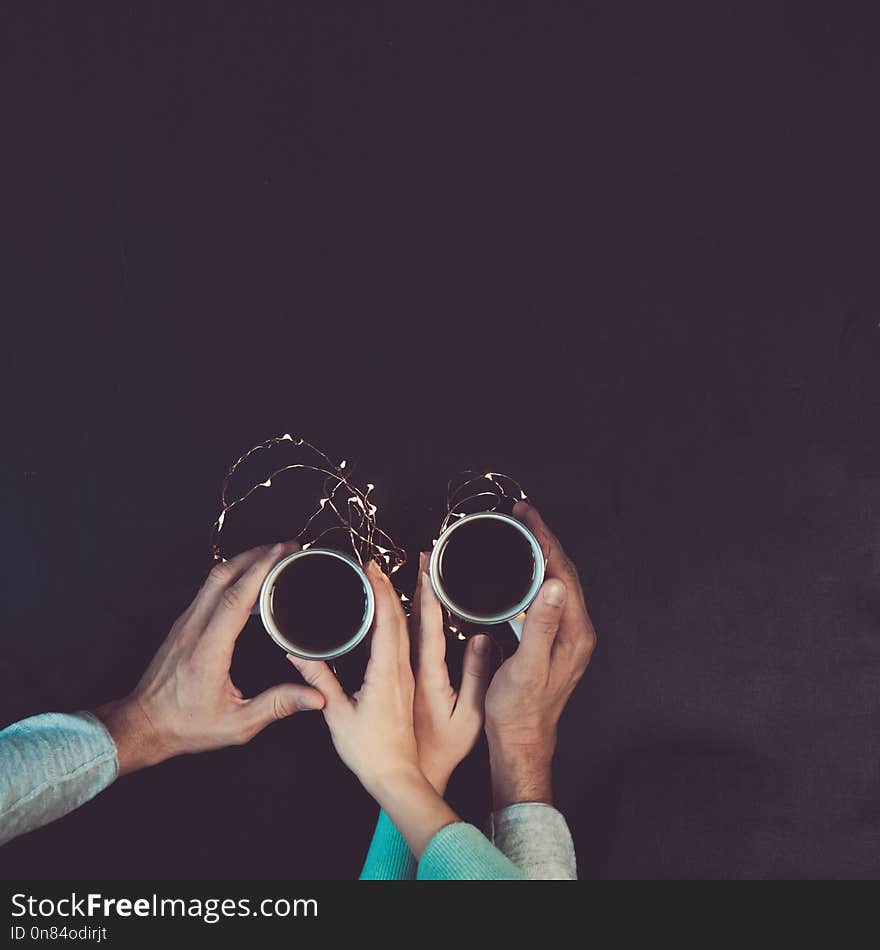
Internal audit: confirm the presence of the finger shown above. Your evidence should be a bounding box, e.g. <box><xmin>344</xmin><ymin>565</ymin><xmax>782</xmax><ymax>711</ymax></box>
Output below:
<box><xmin>364</xmin><ymin>560</ymin><xmax>407</xmax><ymax>674</ymax></box>
<box><xmin>416</xmin><ymin>567</ymin><xmax>449</xmax><ymax>687</ymax></box>
<box><xmin>514</xmin><ymin>501</ymin><xmax>590</xmax><ymax>648</ymax></box>
<box><xmin>395</xmin><ymin>573</ymin><xmax>411</xmax><ymax>669</ymax></box>
<box><xmin>409</xmin><ymin>552</ymin><xmax>426</xmax><ymax>641</ymax></box>
<box><xmin>286</xmin><ymin>654</ymin><xmax>349</xmax><ymax>709</ymax></box>
<box><xmin>517</xmin><ymin>577</ymin><xmax>567</xmax><ymax>667</ymax></box>
<box><xmin>192</xmin><ymin>541</ymin><xmax>300</xmax><ymax>622</ymax></box>
<box><xmin>242</xmin><ymin>682</ymin><xmax>325</xmax><ymax>733</ymax></box>
<box><xmin>456</xmin><ymin>633</ymin><xmax>491</xmax><ymax>715</ymax></box>
<box><xmin>202</xmin><ymin>541</ymin><xmax>298</xmax><ymax>649</ymax></box>
<box><xmin>513</xmin><ymin>501</ymin><xmax>580</xmax><ymax>592</ymax></box>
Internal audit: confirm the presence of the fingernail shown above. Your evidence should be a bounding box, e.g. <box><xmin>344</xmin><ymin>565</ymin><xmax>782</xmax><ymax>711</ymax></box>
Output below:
<box><xmin>471</xmin><ymin>634</ymin><xmax>490</xmax><ymax>655</ymax></box>
<box><xmin>421</xmin><ymin>571</ymin><xmax>431</xmax><ymax>592</ymax></box>
<box><xmin>419</xmin><ymin>551</ymin><xmax>428</xmax><ymax>572</ymax></box>
<box><xmin>271</xmin><ymin>543</ymin><xmax>285</xmax><ymax>556</ymax></box>
<box><xmin>297</xmin><ymin>693</ymin><xmax>323</xmax><ymax>711</ymax></box>
<box><xmin>542</xmin><ymin>579</ymin><xmax>566</xmax><ymax>606</ymax></box>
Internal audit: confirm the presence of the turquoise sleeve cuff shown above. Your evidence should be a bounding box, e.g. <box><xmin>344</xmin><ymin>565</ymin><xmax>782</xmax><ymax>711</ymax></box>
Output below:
<box><xmin>417</xmin><ymin>821</ymin><xmax>527</xmax><ymax>880</ymax></box>
<box><xmin>359</xmin><ymin>809</ymin><xmax>417</xmax><ymax>880</ymax></box>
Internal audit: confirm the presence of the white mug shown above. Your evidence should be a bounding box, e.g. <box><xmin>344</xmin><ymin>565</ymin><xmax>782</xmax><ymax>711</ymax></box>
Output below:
<box><xmin>428</xmin><ymin>511</ymin><xmax>545</xmax><ymax>640</ymax></box>
<box><xmin>254</xmin><ymin>548</ymin><xmax>375</xmax><ymax>660</ymax></box>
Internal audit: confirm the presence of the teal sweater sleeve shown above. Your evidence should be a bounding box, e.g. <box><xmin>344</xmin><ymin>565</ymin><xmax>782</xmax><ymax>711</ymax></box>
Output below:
<box><xmin>360</xmin><ymin>813</ymin><xmax>526</xmax><ymax>880</ymax></box>
<box><xmin>359</xmin><ymin>810</ymin><xmax>417</xmax><ymax>880</ymax></box>
<box><xmin>417</xmin><ymin>822</ymin><xmax>526</xmax><ymax>880</ymax></box>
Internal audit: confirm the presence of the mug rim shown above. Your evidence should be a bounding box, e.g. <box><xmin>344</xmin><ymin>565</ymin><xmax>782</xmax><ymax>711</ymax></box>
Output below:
<box><xmin>258</xmin><ymin>547</ymin><xmax>375</xmax><ymax>660</ymax></box>
<box><xmin>428</xmin><ymin>511</ymin><xmax>546</xmax><ymax>624</ymax></box>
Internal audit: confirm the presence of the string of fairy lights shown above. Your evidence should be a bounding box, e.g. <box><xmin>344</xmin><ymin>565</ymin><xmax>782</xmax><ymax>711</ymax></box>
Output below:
<box><xmin>210</xmin><ymin>433</ymin><xmax>527</xmax><ymax>647</ymax></box>
<box><xmin>209</xmin><ymin>433</ymin><xmax>406</xmax><ymax>574</ymax></box>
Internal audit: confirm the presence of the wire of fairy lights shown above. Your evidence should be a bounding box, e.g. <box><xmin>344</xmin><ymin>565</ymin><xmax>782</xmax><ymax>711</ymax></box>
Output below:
<box><xmin>208</xmin><ymin>439</ymin><xmax>528</xmax><ymax>659</ymax></box>
<box><xmin>440</xmin><ymin>470</ymin><xmax>529</xmax><ymax>533</ymax></box>
<box><xmin>209</xmin><ymin>433</ymin><xmax>406</xmax><ymax>575</ymax></box>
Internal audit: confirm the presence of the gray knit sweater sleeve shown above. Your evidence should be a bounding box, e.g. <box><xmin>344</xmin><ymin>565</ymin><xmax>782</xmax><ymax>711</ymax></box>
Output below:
<box><xmin>485</xmin><ymin>802</ymin><xmax>578</xmax><ymax>879</ymax></box>
<box><xmin>0</xmin><ymin>712</ymin><xmax>118</xmax><ymax>846</ymax></box>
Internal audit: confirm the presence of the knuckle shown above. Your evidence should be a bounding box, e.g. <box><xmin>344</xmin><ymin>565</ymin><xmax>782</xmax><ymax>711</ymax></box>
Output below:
<box><xmin>227</xmin><ymin>722</ymin><xmax>252</xmax><ymax>746</ymax></box>
<box><xmin>558</xmin><ymin>560</ymin><xmax>579</xmax><ymax>586</ymax></box>
<box><xmin>508</xmin><ymin>663</ymin><xmax>532</xmax><ymax>687</ymax></box>
<box><xmin>577</xmin><ymin>630</ymin><xmax>597</xmax><ymax>664</ymax></box>
<box><xmin>178</xmin><ymin>652</ymin><xmax>201</xmax><ymax>677</ymax></box>
<box><xmin>273</xmin><ymin>693</ymin><xmax>292</xmax><ymax>720</ymax></box>
<box><xmin>220</xmin><ymin>585</ymin><xmax>243</xmax><ymax>611</ymax></box>
<box><xmin>534</xmin><ymin>617</ymin><xmax>560</xmax><ymax>639</ymax></box>
<box><xmin>208</xmin><ymin>561</ymin><xmax>234</xmax><ymax>586</ymax></box>
<box><xmin>303</xmin><ymin>666</ymin><xmax>325</xmax><ymax>689</ymax></box>
<box><xmin>463</xmin><ymin>660</ymin><xmax>487</xmax><ymax>681</ymax></box>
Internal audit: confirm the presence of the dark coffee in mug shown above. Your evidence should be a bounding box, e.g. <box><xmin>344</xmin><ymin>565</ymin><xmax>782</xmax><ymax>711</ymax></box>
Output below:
<box><xmin>269</xmin><ymin>552</ymin><xmax>369</xmax><ymax>654</ymax></box>
<box><xmin>437</xmin><ymin>517</ymin><xmax>537</xmax><ymax>618</ymax></box>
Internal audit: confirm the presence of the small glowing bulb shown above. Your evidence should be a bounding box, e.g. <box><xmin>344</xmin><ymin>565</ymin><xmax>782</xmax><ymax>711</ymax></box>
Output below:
<box><xmin>457</xmin><ymin>632</ymin><xmax>467</xmax><ymax>641</ymax></box>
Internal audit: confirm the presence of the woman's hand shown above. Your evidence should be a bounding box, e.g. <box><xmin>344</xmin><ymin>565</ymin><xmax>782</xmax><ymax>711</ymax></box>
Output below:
<box><xmin>287</xmin><ymin>561</ymin><xmax>421</xmax><ymax>794</ymax></box>
<box><xmin>289</xmin><ymin>560</ymin><xmax>460</xmax><ymax>858</ymax></box>
<box><xmin>412</xmin><ymin>552</ymin><xmax>492</xmax><ymax>794</ymax></box>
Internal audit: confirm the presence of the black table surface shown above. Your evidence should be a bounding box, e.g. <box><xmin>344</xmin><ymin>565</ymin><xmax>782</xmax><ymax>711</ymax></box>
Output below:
<box><xmin>2</xmin><ymin>2</ymin><xmax>879</xmax><ymax>879</ymax></box>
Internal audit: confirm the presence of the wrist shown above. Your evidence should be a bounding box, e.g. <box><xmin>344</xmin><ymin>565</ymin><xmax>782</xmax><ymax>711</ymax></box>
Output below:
<box><xmin>419</xmin><ymin>759</ymin><xmax>451</xmax><ymax>797</ymax></box>
<box><xmin>362</xmin><ymin>759</ymin><xmax>427</xmax><ymax>804</ymax></box>
<box><xmin>486</xmin><ymin>730</ymin><xmax>554</xmax><ymax>810</ymax></box>
<box><xmin>365</xmin><ymin>761</ymin><xmax>459</xmax><ymax>860</ymax></box>
<box><xmin>94</xmin><ymin>695</ymin><xmax>173</xmax><ymax>776</ymax></box>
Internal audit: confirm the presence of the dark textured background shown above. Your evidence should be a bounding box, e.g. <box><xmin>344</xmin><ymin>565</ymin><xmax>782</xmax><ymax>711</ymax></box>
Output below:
<box><xmin>2</xmin><ymin>2</ymin><xmax>879</xmax><ymax>879</ymax></box>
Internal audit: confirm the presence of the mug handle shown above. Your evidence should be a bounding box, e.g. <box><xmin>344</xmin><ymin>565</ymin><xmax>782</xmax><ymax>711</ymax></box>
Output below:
<box><xmin>508</xmin><ymin>612</ymin><xmax>526</xmax><ymax>641</ymax></box>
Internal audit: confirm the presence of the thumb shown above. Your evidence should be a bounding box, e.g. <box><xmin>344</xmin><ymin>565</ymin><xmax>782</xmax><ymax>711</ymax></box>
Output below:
<box><xmin>456</xmin><ymin>633</ymin><xmax>492</xmax><ymax>717</ymax></box>
<box><xmin>244</xmin><ymin>682</ymin><xmax>325</xmax><ymax>732</ymax></box>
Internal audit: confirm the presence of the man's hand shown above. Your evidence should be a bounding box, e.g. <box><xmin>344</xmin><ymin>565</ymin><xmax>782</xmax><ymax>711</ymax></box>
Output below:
<box><xmin>95</xmin><ymin>542</ymin><xmax>325</xmax><ymax>775</ymax></box>
<box><xmin>411</xmin><ymin>552</ymin><xmax>492</xmax><ymax>794</ymax></box>
<box><xmin>484</xmin><ymin>501</ymin><xmax>597</xmax><ymax>809</ymax></box>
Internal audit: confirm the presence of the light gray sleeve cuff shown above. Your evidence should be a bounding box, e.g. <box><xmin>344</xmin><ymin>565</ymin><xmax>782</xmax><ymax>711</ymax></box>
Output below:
<box><xmin>485</xmin><ymin>802</ymin><xmax>578</xmax><ymax>880</ymax></box>
<box><xmin>0</xmin><ymin>711</ymin><xmax>119</xmax><ymax>847</ymax></box>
